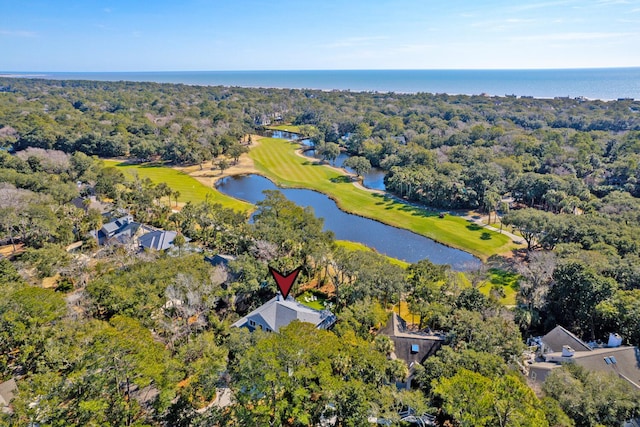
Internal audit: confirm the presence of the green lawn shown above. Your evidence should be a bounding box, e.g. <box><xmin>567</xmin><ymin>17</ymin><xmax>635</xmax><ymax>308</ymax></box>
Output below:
<box><xmin>334</xmin><ymin>240</ymin><xmax>410</xmax><ymax>269</ymax></box>
<box><xmin>296</xmin><ymin>290</ymin><xmax>329</xmax><ymax>310</ymax></box>
<box><xmin>249</xmin><ymin>137</ymin><xmax>517</xmax><ymax>260</ymax></box>
<box><xmin>478</xmin><ymin>268</ymin><xmax>520</xmax><ymax>306</ymax></box>
<box><xmin>102</xmin><ymin>160</ymin><xmax>251</xmax><ymax>211</ymax></box>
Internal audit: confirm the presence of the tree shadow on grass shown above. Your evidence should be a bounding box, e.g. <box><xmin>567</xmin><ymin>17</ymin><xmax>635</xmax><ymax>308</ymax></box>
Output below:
<box><xmin>128</xmin><ymin>161</ymin><xmax>170</xmax><ymax>169</ymax></box>
<box><xmin>369</xmin><ymin>194</ymin><xmax>438</xmax><ymax>217</ymax></box>
<box><xmin>488</xmin><ymin>268</ymin><xmax>520</xmax><ymax>292</ymax></box>
<box><xmin>466</xmin><ymin>223</ymin><xmax>483</xmax><ymax>231</ymax></box>
<box><xmin>330</xmin><ymin>176</ymin><xmax>352</xmax><ymax>183</ymax></box>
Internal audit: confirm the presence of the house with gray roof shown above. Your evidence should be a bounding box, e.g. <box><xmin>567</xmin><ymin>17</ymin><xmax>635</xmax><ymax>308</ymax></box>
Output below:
<box><xmin>94</xmin><ymin>214</ymin><xmax>142</xmax><ymax>245</ymax></box>
<box><xmin>232</xmin><ymin>294</ymin><xmax>336</xmax><ymax>333</ymax></box>
<box><xmin>528</xmin><ymin>345</ymin><xmax>640</xmax><ymax>389</ymax></box>
<box><xmin>100</xmin><ymin>215</ymin><xmax>134</xmax><ymax>239</ymax></box>
<box><xmin>537</xmin><ymin>325</ymin><xmax>592</xmax><ymax>354</ymax></box>
<box><xmin>527</xmin><ymin>327</ymin><xmax>640</xmax><ymax>391</ymax></box>
<box><xmin>139</xmin><ymin>230</ymin><xmax>186</xmax><ymax>251</ymax></box>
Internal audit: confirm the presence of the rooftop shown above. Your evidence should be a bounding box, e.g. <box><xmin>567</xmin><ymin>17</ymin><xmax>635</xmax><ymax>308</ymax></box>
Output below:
<box><xmin>380</xmin><ymin>313</ymin><xmax>444</xmax><ymax>368</ymax></box>
<box><xmin>139</xmin><ymin>230</ymin><xmax>180</xmax><ymax>251</ymax></box>
<box><xmin>232</xmin><ymin>295</ymin><xmax>335</xmax><ymax>333</ymax></box>
<box><xmin>540</xmin><ymin>325</ymin><xmax>592</xmax><ymax>353</ymax></box>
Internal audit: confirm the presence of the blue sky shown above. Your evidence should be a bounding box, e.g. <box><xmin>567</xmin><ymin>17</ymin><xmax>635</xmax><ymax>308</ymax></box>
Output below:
<box><xmin>1</xmin><ymin>0</ymin><xmax>639</xmax><ymax>71</ymax></box>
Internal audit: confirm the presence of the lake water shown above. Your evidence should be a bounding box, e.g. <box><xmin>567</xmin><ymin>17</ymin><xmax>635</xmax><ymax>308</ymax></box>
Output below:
<box><xmin>303</xmin><ymin>148</ymin><xmax>386</xmax><ymax>191</ymax></box>
<box><xmin>215</xmin><ymin>174</ymin><xmax>480</xmax><ymax>270</ymax></box>
<box><xmin>266</xmin><ymin>132</ymin><xmax>387</xmax><ymax>190</ymax></box>
<box><xmin>4</xmin><ymin>68</ymin><xmax>640</xmax><ymax>99</ymax></box>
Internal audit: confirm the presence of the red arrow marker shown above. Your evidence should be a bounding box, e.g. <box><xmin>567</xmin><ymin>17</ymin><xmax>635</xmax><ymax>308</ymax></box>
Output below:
<box><xmin>269</xmin><ymin>266</ymin><xmax>301</xmax><ymax>300</ymax></box>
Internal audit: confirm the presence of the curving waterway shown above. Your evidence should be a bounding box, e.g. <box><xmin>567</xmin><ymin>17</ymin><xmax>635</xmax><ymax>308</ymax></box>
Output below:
<box><xmin>216</xmin><ymin>174</ymin><xmax>480</xmax><ymax>270</ymax></box>
<box><xmin>302</xmin><ymin>148</ymin><xmax>386</xmax><ymax>191</ymax></box>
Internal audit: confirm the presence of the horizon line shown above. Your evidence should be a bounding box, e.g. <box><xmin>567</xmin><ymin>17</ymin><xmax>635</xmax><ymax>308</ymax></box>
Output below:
<box><xmin>2</xmin><ymin>66</ymin><xmax>640</xmax><ymax>74</ymax></box>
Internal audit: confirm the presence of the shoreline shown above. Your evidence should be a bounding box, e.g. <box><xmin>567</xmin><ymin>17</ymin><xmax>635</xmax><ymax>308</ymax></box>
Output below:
<box><xmin>4</xmin><ymin>70</ymin><xmax>639</xmax><ymax>101</ymax></box>
<box><xmin>183</xmin><ymin>137</ymin><xmax>520</xmax><ymax>261</ymax></box>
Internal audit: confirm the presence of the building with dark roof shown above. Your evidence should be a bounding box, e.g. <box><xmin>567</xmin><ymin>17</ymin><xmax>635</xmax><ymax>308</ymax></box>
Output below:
<box><xmin>232</xmin><ymin>294</ymin><xmax>336</xmax><ymax>333</ymax></box>
<box><xmin>205</xmin><ymin>254</ymin><xmax>236</xmax><ymax>267</ymax></box>
<box><xmin>100</xmin><ymin>215</ymin><xmax>134</xmax><ymax>239</ymax></box>
<box><xmin>379</xmin><ymin>313</ymin><xmax>444</xmax><ymax>388</ymax></box>
<box><xmin>94</xmin><ymin>214</ymin><xmax>140</xmax><ymax>245</ymax></box>
<box><xmin>527</xmin><ymin>327</ymin><xmax>640</xmax><ymax>391</ymax></box>
<box><xmin>537</xmin><ymin>325</ymin><xmax>592</xmax><ymax>354</ymax></box>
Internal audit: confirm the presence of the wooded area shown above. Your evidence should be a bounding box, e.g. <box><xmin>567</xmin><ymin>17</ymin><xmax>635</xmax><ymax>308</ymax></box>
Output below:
<box><xmin>1</xmin><ymin>78</ymin><xmax>639</xmax><ymax>426</ymax></box>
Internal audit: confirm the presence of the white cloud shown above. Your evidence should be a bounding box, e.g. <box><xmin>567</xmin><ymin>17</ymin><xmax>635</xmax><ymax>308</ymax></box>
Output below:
<box><xmin>510</xmin><ymin>1</ymin><xmax>576</xmax><ymax>11</ymax></box>
<box><xmin>512</xmin><ymin>31</ymin><xmax>637</xmax><ymax>41</ymax></box>
<box><xmin>595</xmin><ymin>0</ymin><xmax>631</xmax><ymax>4</ymax></box>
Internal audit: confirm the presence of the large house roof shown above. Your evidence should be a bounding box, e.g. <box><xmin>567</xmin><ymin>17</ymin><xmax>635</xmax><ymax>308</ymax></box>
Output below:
<box><xmin>541</xmin><ymin>325</ymin><xmax>592</xmax><ymax>353</ymax></box>
<box><xmin>101</xmin><ymin>215</ymin><xmax>133</xmax><ymax>235</ymax></box>
<box><xmin>139</xmin><ymin>230</ymin><xmax>178</xmax><ymax>251</ymax></box>
<box><xmin>232</xmin><ymin>295</ymin><xmax>335</xmax><ymax>333</ymax></box>
<box><xmin>531</xmin><ymin>346</ymin><xmax>640</xmax><ymax>390</ymax></box>
<box><xmin>528</xmin><ymin>325</ymin><xmax>640</xmax><ymax>390</ymax></box>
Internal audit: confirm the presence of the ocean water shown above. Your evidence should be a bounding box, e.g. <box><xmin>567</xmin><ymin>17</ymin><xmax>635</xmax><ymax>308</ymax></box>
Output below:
<box><xmin>2</xmin><ymin>68</ymin><xmax>640</xmax><ymax>100</ymax></box>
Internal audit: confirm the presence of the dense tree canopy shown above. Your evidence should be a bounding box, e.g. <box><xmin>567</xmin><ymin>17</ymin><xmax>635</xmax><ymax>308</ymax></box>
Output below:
<box><xmin>2</xmin><ymin>77</ymin><xmax>640</xmax><ymax>427</ymax></box>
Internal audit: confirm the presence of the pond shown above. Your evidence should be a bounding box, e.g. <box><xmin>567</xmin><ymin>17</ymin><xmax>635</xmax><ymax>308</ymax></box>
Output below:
<box><xmin>216</xmin><ymin>174</ymin><xmax>480</xmax><ymax>270</ymax></box>
<box><xmin>303</xmin><ymin>148</ymin><xmax>386</xmax><ymax>191</ymax></box>
<box><xmin>262</xmin><ymin>129</ymin><xmax>302</xmax><ymax>140</ymax></box>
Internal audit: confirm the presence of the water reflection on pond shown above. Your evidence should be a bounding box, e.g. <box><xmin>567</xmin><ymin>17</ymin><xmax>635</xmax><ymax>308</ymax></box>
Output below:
<box><xmin>216</xmin><ymin>174</ymin><xmax>480</xmax><ymax>270</ymax></box>
<box><xmin>303</xmin><ymin>149</ymin><xmax>386</xmax><ymax>191</ymax></box>
<box><xmin>263</xmin><ymin>130</ymin><xmax>302</xmax><ymax>140</ymax></box>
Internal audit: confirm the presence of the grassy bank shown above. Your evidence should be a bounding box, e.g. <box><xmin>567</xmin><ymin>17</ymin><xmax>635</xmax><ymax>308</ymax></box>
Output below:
<box><xmin>249</xmin><ymin>137</ymin><xmax>517</xmax><ymax>260</ymax></box>
<box><xmin>334</xmin><ymin>240</ymin><xmax>410</xmax><ymax>269</ymax></box>
<box><xmin>102</xmin><ymin>160</ymin><xmax>251</xmax><ymax>211</ymax></box>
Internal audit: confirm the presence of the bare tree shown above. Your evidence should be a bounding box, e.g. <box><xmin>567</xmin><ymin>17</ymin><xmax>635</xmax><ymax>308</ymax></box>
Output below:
<box><xmin>162</xmin><ymin>273</ymin><xmax>221</xmax><ymax>351</ymax></box>
<box><xmin>516</xmin><ymin>251</ymin><xmax>556</xmax><ymax>312</ymax></box>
